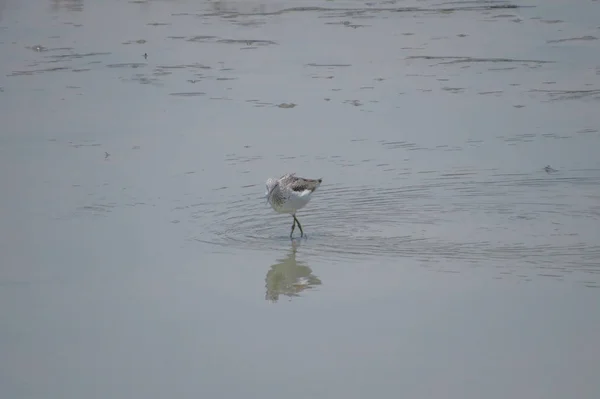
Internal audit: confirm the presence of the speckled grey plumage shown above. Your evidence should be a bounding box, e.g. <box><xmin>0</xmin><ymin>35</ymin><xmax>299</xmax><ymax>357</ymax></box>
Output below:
<box><xmin>264</xmin><ymin>173</ymin><xmax>323</xmax><ymax>238</ymax></box>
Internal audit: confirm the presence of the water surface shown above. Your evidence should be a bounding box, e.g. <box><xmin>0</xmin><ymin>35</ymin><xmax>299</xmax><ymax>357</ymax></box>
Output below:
<box><xmin>1</xmin><ymin>0</ymin><xmax>599</xmax><ymax>398</ymax></box>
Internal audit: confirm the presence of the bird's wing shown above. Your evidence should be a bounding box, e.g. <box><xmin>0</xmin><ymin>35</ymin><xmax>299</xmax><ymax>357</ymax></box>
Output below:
<box><xmin>288</xmin><ymin>177</ymin><xmax>321</xmax><ymax>192</ymax></box>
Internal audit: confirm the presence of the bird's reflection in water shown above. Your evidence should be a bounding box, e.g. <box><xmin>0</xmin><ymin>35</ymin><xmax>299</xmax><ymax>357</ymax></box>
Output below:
<box><xmin>265</xmin><ymin>241</ymin><xmax>322</xmax><ymax>303</ymax></box>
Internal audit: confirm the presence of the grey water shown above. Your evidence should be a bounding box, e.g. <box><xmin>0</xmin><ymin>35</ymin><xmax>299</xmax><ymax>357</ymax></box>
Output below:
<box><xmin>1</xmin><ymin>0</ymin><xmax>599</xmax><ymax>398</ymax></box>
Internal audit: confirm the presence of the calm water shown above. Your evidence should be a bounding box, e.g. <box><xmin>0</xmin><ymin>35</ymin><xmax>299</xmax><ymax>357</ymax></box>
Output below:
<box><xmin>1</xmin><ymin>0</ymin><xmax>600</xmax><ymax>398</ymax></box>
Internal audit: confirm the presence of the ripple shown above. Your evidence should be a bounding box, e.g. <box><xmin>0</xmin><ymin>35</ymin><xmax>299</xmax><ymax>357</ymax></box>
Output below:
<box><xmin>183</xmin><ymin>170</ymin><xmax>600</xmax><ymax>276</ymax></box>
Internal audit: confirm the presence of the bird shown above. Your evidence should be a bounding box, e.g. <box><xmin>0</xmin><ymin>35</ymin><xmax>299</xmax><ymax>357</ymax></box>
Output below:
<box><xmin>264</xmin><ymin>173</ymin><xmax>323</xmax><ymax>239</ymax></box>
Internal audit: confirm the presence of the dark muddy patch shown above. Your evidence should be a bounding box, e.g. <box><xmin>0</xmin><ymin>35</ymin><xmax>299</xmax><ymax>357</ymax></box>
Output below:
<box><xmin>218</xmin><ymin>39</ymin><xmax>277</xmax><ymax>46</ymax></box>
<box><xmin>245</xmin><ymin>99</ymin><xmax>273</xmax><ymax>108</ymax></box>
<box><xmin>169</xmin><ymin>92</ymin><xmax>206</xmax><ymax>97</ymax></box>
<box><xmin>106</xmin><ymin>63</ymin><xmax>147</xmax><ymax>69</ymax></box>
<box><xmin>124</xmin><ymin>74</ymin><xmax>161</xmax><ymax>86</ymax></box>
<box><xmin>8</xmin><ymin>66</ymin><xmax>70</xmax><ymax>76</ymax></box>
<box><xmin>407</xmin><ymin>56</ymin><xmax>554</xmax><ymax>65</ymax></box>
<box><xmin>325</xmin><ymin>20</ymin><xmax>370</xmax><ymax>28</ymax></box>
<box><xmin>156</xmin><ymin>63</ymin><xmax>211</xmax><ymax>70</ymax></box>
<box><xmin>187</xmin><ymin>35</ymin><xmax>219</xmax><ymax>42</ymax></box>
<box><xmin>233</xmin><ymin>19</ymin><xmax>266</xmax><ymax>27</ymax></box>
<box><xmin>122</xmin><ymin>39</ymin><xmax>147</xmax><ymax>45</ymax></box>
<box><xmin>306</xmin><ymin>63</ymin><xmax>352</xmax><ymax>68</ymax></box>
<box><xmin>343</xmin><ymin>99</ymin><xmax>363</xmax><ymax>107</ymax></box>
<box><xmin>576</xmin><ymin>128</ymin><xmax>599</xmax><ymax>135</ymax></box>
<box><xmin>538</xmin><ymin>19</ymin><xmax>563</xmax><ymax>24</ymax></box>
<box><xmin>69</xmin><ymin>142</ymin><xmax>101</xmax><ymax>148</ymax></box>
<box><xmin>442</xmin><ymin>87</ymin><xmax>465</xmax><ymax>93</ymax></box>
<box><xmin>27</xmin><ymin>44</ymin><xmax>49</xmax><ymax>52</ymax></box>
<box><xmin>186</xmin><ymin>36</ymin><xmax>277</xmax><ymax>46</ymax></box>
<box><xmin>27</xmin><ymin>46</ymin><xmax>76</xmax><ymax>53</ymax></box>
<box><xmin>547</xmin><ymin>36</ymin><xmax>598</xmax><ymax>44</ymax></box>
<box><xmin>42</xmin><ymin>52</ymin><xmax>111</xmax><ymax>62</ymax></box>
<box><xmin>479</xmin><ymin>90</ymin><xmax>503</xmax><ymax>95</ymax></box>
<box><xmin>529</xmin><ymin>89</ymin><xmax>600</xmax><ymax>101</ymax></box>
<box><xmin>380</xmin><ymin>140</ymin><xmax>419</xmax><ymax>150</ymax></box>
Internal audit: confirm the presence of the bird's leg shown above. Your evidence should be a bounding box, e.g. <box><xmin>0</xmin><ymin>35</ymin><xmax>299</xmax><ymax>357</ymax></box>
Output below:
<box><xmin>290</xmin><ymin>217</ymin><xmax>296</xmax><ymax>239</ymax></box>
<box><xmin>293</xmin><ymin>215</ymin><xmax>304</xmax><ymax>238</ymax></box>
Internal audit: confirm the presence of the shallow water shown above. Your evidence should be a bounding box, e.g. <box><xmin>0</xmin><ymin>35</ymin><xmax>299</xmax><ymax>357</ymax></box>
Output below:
<box><xmin>1</xmin><ymin>0</ymin><xmax>600</xmax><ymax>398</ymax></box>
